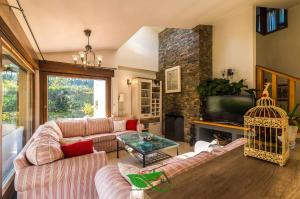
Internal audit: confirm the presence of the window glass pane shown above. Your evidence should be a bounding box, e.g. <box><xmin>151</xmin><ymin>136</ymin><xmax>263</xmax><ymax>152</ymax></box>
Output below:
<box><xmin>47</xmin><ymin>76</ymin><xmax>106</xmax><ymax>120</ymax></box>
<box><xmin>1</xmin><ymin>47</ymin><xmax>27</xmax><ymax>186</ymax></box>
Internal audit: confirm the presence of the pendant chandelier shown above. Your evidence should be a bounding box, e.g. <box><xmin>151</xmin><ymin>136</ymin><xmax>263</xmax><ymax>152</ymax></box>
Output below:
<box><xmin>72</xmin><ymin>29</ymin><xmax>102</xmax><ymax>67</ymax></box>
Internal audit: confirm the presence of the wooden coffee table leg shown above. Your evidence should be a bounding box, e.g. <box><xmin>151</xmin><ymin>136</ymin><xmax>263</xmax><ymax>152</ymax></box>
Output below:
<box><xmin>117</xmin><ymin>140</ymin><xmax>119</xmax><ymax>158</ymax></box>
<box><xmin>177</xmin><ymin>146</ymin><xmax>179</xmax><ymax>156</ymax></box>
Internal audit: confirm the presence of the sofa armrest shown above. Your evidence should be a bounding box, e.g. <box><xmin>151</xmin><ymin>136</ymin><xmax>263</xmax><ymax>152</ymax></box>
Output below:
<box><xmin>95</xmin><ymin>165</ymin><xmax>131</xmax><ymax>199</ymax></box>
<box><xmin>15</xmin><ymin>151</ymin><xmax>108</xmax><ymax>192</ymax></box>
<box><xmin>223</xmin><ymin>138</ymin><xmax>246</xmax><ymax>151</ymax></box>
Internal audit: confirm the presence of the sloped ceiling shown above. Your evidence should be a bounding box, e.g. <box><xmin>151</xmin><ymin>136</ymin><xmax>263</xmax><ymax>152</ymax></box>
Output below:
<box><xmin>7</xmin><ymin>0</ymin><xmax>300</xmax><ymax>53</ymax></box>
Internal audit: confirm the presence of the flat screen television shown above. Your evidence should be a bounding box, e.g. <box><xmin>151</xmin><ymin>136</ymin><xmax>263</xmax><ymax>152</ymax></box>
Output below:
<box><xmin>203</xmin><ymin>95</ymin><xmax>255</xmax><ymax>125</ymax></box>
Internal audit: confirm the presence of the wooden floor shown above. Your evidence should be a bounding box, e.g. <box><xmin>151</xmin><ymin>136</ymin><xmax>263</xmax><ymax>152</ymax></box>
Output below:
<box><xmin>106</xmin><ymin>142</ymin><xmax>193</xmax><ymax>168</ymax></box>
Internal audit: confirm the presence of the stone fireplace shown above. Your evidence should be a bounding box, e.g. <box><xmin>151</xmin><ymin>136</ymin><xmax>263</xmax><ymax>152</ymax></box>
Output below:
<box><xmin>157</xmin><ymin>25</ymin><xmax>212</xmax><ymax>141</ymax></box>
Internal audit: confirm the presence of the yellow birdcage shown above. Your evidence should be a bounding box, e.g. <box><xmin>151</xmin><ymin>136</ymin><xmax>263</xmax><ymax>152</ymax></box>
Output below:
<box><xmin>244</xmin><ymin>83</ymin><xmax>289</xmax><ymax>166</ymax></box>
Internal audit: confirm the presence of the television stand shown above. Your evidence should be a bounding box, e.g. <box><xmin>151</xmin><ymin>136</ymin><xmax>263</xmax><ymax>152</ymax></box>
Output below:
<box><xmin>190</xmin><ymin>119</ymin><xmax>246</xmax><ymax>145</ymax></box>
<box><xmin>215</xmin><ymin>121</ymin><xmax>242</xmax><ymax>127</ymax></box>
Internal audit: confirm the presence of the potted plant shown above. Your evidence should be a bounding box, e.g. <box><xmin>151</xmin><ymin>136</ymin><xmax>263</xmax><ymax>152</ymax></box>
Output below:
<box><xmin>196</xmin><ymin>78</ymin><xmax>256</xmax><ymax>121</ymax></box>
<box><xmin>288</xmin><ymin>104</ymin><xmax>300</xmax><ymax>149</ymax></box>
<box><xmin>196</xmin><ymin>78</ymin><xmax>256</xmax><ymax>97</ymax></box>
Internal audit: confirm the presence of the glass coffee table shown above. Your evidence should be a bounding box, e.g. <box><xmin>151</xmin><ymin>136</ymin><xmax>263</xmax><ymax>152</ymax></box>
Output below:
<box><xmin>117</xmin><ymin>132</ymin><xmax>179</xmax><ymax>167</ymax></box>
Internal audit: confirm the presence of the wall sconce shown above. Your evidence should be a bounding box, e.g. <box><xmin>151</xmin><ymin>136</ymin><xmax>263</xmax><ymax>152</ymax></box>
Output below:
<box><xmin>127</xmin><ymin>79</ymin><xmax>132</xmax><ymax>85</ymax></box>
<box><xmin>222</xmin><ymin>68</ymin><xmax>235</xmax><ymax>79</ymax></box>
<box><xmin>227</xmin><ymin>69</ymin><xmax>234</xmax><ymax>78</ymax></box>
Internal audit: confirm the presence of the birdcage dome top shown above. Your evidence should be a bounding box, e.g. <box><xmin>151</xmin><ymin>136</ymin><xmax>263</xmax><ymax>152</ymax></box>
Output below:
<box><xmin>245</xmin><ymin>105</ymin><xmax>287</xmax><ymax>118</ymax></box>
<box><xmin>244</xmin><ymin>83</ymin><xmax>287</xmax><ymax>119</ymax></box>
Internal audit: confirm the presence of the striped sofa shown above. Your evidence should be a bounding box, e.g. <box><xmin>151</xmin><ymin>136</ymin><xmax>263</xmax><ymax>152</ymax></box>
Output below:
<box><xmin>14</xmin><ymin>117</ymin><xmax>141</xmax><ymax>199</ymax></box>
<box><xmin>14</xmin><ymin>122</ymin><xmax>108</xmax><ymax>199</ymax></box>
<box><xmin>95</xmin><ymin>138</ymin><xmax>246</xmax><ymax>199</ymax></box>
<box><xmin>56</xmin><ymin>117</ymin><xmax>142</xmax><ymax>152</ymax></box>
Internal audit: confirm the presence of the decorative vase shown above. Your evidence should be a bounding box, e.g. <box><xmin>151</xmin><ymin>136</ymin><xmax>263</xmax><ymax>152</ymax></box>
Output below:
<box><xmin>288</xmin><ymin>125</ymin><xmax>298</xmax><ymax>149</ymax></box>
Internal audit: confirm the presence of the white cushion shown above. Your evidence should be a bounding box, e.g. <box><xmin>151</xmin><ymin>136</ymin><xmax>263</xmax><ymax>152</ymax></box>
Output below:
<box><xmin>194</xmin><ymin>139</ymin><xmax>221</xmax><ymax>154</ymax></box>
<box><xmin>113</xmin><ymin>120</ymin><xmax>126</xmax><ymax>132</ymax></box>
<box><xmin>194</xmin><ymin>141</ymin><xmax>210</xmax><ymax>154</ymax></box>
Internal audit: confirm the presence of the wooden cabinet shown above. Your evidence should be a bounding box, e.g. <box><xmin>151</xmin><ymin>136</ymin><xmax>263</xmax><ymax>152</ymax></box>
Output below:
<box><xmin>132</xmin><ymin>78</ymin><xmax>162</xmax><ymax>134</ymax></box>
<box><xmin>151</xmin><ymin>80</ymin><xmax>161</xmax><ymax>118</ymax></box>
<box><xmin>132</xmin><ymin>78</ymin><xmax>152</xmax><ymax>118</ymax></box>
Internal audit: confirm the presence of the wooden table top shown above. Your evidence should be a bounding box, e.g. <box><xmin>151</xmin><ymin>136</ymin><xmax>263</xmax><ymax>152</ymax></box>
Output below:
<box><xmin>145</xmin><ymin>143</ymin><xmax>300</xmax><ymax>199</ymax></box>
<box><xmin>192</xmin><ymin>119</ymin><xmax>247</xmax><ymax>131</ymax></box>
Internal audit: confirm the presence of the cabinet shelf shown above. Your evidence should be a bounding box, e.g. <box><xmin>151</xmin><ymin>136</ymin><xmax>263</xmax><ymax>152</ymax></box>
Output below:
<box><xmin>133</xmin><ymin>78</ymin><xmax>162</xmax><ymax>135</ymax></box>
<box><xmin>132</xmin><ymin>78</ymin><xmax>162</xmax><ymax>126</ymax></box>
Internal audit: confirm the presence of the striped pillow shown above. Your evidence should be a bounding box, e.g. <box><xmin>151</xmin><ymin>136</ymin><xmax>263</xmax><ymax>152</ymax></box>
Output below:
<box><xmin>38</xmin><ymin>127</ymin><xmax>61</xmax><ymax>142</ymax></box>
<box><xmin>86</xmin><ymin>118</ymin><xmax>113</xmax><ymax>135</ymax></box>
<box><xmin>56</xmin><ymin>118</ymin><xmax>87</xmax><ymax>137</ymax></box>
<box><xmin>26</xmin><ymin>135</ymin><xmax>64</xmax><ymax>166</ymax></box>
<box><xmin>44</xmin><ymin>120</ymin><xmax>63</xmax><ymax>138</ymax></box>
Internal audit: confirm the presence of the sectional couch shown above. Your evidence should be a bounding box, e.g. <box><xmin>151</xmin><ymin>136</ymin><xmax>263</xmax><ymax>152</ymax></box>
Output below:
<box><xmin>55</xmin><ymin>117</ymin><xmax>143</xmax><ymax>152</ymax></box>
<box><xmin>14</xmin><ymin>117</ymin><xmax>142</xmax><ymax>199</ymax></box>
<box><xmin>94</xmin><ymin>138</ymin><xmax>245</xmax><ymax>199</ymax></box>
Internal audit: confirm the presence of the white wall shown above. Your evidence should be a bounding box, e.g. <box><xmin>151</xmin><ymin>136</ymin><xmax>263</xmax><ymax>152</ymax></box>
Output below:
<box><xmin>114</xmin><ymin>26</ymin><xmax>161</xmax><ymax>71</ymax></box>
<box><xmin>213</xmin><ymin>4</ymin><xmax>256</xmax><ymax>88</ymax></box>
<box><xmin>113</xmin><ymin>66</ymin><xmax>156</xmax><ymax>117</ymax></box>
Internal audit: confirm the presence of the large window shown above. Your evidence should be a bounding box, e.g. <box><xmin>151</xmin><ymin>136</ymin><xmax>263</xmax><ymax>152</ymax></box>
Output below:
<box><xmin>1</xmin><ymin>46</ymin><xmax>33</xmax><ymax>190</ymax></box>
<box><xmin>47</xmin><ymin>75</ymin><xmax>106</xmax><ymax>120</ymax></box>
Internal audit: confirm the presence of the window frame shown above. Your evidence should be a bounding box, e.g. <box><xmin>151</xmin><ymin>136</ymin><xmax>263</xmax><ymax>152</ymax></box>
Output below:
<box><xmin>40</xmin><ymin>72</ymin><xmax>111</xmax><ymax>122</ymax></box>
<box><xmin>39</xmin><ymin>60</ymin><xmax>114</xmax><ymax>124</ymax></box>
<box><xmin>0</xmin><ymin>37</ymin><xmax>35</xmax><ymax>196</ymax></box>
<box><xmin>0</xmin><ymin>15</ymin><xmax>37</xmax><ymax>198</ymax></box>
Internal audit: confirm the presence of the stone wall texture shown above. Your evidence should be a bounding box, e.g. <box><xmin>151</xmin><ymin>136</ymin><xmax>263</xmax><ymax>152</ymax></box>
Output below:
<box><xmin>157</xmin><ymin>25</ymin><xmax>212</xmax><ymax>141</ymax></box>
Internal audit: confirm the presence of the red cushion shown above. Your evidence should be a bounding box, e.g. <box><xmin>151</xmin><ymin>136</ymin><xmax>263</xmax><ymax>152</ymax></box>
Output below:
<box><xmin>126</xmin><ymin>119</ymin><xmax>138</xmax><ymax>131</ymax></box>
<box><xmin>61</xmin><ymin>140</ymin><xmax>93</xmax><ymax>158</ymax></box>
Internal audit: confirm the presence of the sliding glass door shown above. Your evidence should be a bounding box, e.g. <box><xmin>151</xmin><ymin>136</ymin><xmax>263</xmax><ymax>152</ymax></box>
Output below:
<box><xmin>1</xmin><ymin>45</ymin><xmax>33</xmax><ymax>191</ymax></box>
<box><xmin>47</xmin><ymin>75</ymin><xmax>107</xmax><ymax>120</ymax></box>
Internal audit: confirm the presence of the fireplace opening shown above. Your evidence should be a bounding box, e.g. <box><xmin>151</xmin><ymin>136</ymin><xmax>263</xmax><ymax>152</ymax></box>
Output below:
<box><xmin>165</xmin><ymin>114</ymin><xmax>184</xmax><ymax>141</ymax></box>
